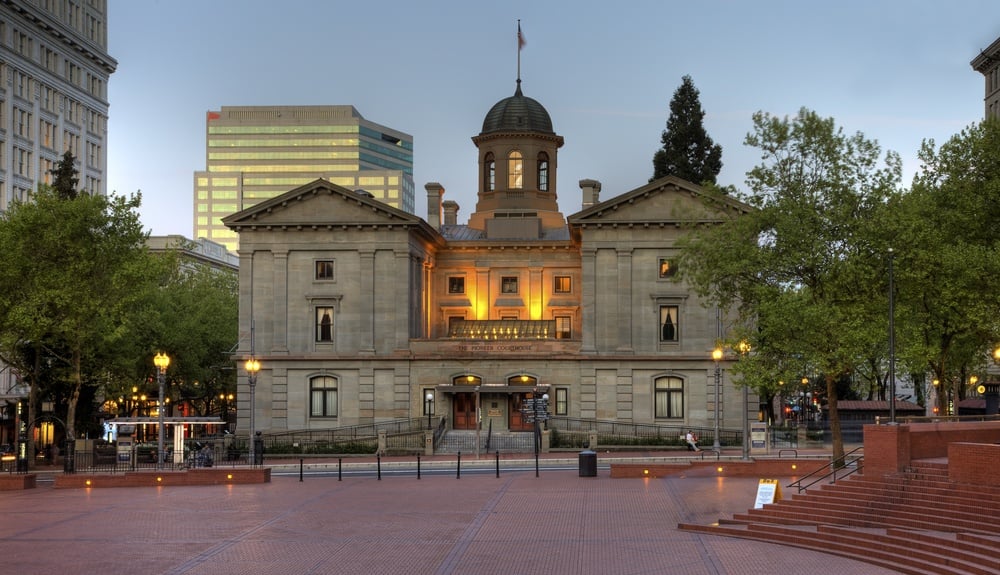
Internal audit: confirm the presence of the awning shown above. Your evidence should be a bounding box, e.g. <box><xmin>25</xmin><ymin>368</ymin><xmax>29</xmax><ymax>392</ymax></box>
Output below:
<box><xmin>435</xmin><ymin>385</ymin><xmax>550</xmax><ymax>394</ymax></box>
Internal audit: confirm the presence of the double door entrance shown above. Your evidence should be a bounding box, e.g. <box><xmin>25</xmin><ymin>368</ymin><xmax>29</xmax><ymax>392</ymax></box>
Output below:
<box><xmin>452</xmin><ymin>392</ymin><xmax>536</xmax><ymax>431</ymax></box>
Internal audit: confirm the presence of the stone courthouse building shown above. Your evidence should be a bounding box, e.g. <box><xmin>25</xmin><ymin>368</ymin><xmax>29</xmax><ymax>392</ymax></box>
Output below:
<box><xmin>224</xmin><ymin>79</ymin><xmax>753</xmax><ymax>436</ymax></box>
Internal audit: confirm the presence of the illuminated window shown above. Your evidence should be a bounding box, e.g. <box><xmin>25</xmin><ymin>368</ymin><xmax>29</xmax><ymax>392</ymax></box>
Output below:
<box><xmin>537</xmin><ymin>152</ymin><xmax>549</xmax><ymax>191</ymax></box>
<box><xmin>310</xmin><ymin>376</ymin><xmax>337</xmax><ymax>417</ymax></box>
<box><xmin>654</xmin><ymin>377</ymin><xmax>684</xmax><ymax>418</ymax></box>
<box><xmin>658</xmin><ymin>258</ymin><xmax>677</xmax><ymax>279</ymax></box>
<box><xmin>555</xmin><ymin>316</ymin><xmax>571</xmax><ymax>339</ymax></box>
<box><xmin>507</xmin><ymin>151</ymin><xmax>523</xmax><ymax>189</ymax></box>
<box><xmin>448</xmin><ymin>276</ymin><xmax>465</xmax><ymax>294</ymax></box>
<box><xmin>554</xmin><ymin>276</ymin><xmax>571</xmax><ymax>293</ymax></box>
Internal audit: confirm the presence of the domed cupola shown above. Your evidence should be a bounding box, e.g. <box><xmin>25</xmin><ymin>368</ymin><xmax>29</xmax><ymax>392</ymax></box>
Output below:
<box><xmin>468</xmin><ymin>79</ymin><xmax>566</xmax><ymax>238</ymax></box>
<box><xmin>480</xmin><ymin>80</ymin><xmax>555</xmax><ymax>135</ymax></box>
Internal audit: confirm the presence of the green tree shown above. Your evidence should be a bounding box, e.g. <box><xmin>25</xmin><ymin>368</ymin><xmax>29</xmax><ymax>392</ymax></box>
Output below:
<box><xmin>651</xmin><ymin>75</ymin><xmax>723</xmax><ymax>185</ymax></box>
<box><xmin>677</xmin><ymin>108</ymin><xmax>902</xmax><ymax>462</ymax></box>
<box><xmin>50</xmin><ymin>150</ymin><xmax>79</xmax><ymax>200</ymax></box>
<box><xmin>0</xmin><ymin>186</ymin><xmax>153</xmax><ymax>441</ymax></box>
<box><xmin>883</xmin><ymin>120</ymin><xmax>1000</xmax><ymax>413</ymax></box>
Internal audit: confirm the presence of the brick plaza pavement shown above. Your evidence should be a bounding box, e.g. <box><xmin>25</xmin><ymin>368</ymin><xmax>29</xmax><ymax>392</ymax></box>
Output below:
<box><xmin>1</xmin><ymin>464</ymin><xmax>901</xmax><ymax>575</ymax></box>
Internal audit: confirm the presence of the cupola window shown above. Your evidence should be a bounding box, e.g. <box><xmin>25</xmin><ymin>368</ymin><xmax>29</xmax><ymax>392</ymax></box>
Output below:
<box><xmin>537</xmin><ymin>152</ymin><xmax>549</xmax><ymax>191</ymax></box>
<box><xmin>508</xmin><ymin>151</ymin><xmax>523</xmax><ymax>189</ymax></box>
<box><xmin>484</xmin><ymin>152</ymin><xmax>495</xmax><ymax>191</ymax></box>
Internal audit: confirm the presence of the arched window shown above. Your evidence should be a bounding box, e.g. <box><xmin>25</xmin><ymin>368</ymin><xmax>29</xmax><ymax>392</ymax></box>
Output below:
<box><xmin>484</xmin><ymin>152</ymin><xmax>495</xmax><ymax>191</ymax></box>
<box><xmin>507</xmin><ymin>151</ymin><xmax>523</xmax><ymax>189</ymax></box>
<box><xmin>310</xmin><ymin>376</ymin><xmax>338</xmax><ymax>418</ymax></box>
<box><xmin>654</xmin><ymin>376</ymin><xmax>684</xmax><ymax>419</ymax></box>
<box><xmin>537</xmin><ymin>152</ymin><xmax>549</xmax><ymax>191</ymax></box>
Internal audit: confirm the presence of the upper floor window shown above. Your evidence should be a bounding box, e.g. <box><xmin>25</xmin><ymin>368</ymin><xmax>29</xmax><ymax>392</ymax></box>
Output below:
<box><xmin>555</xmin><ymin>316</ymin><xmax>571</xmax><ymax>340</ymax></box>
<box><xmin>316</xmin><ymin>306</ymin><xmax>334</xmax><ymax>342</ymax></box>
<box><xmin>484</xmin><ymin>152</ymin><xmax>495</xmax><ymax>192</ymax></box>
<box><xmin>658</xmin><ymin>258</ymin><xmax>677</xmax><ymax>279</ymax></box>
<box><xmin>315</xmin><ymin>260</ymin><xmax>335</xmax><ymax>280</ymax></box>
<box><xmin>659</xmin><ymin>305</ymin><xmax>678</xmax><ymax>342</ymax></box>
<box><xmin>448</xmin><ymin>276</ymin><xmax>465</xmax><ymax>294</ymax></box>
<box><xmin>501</xmin><ymin>276</ymin><xmax>519</xmax><ymax>294</ymax></box>
<box><xmin>654</xmin><ymin>377</ymin><xmax>684</xmax><ymax>419</ymax></box>
<box><xmin>507</xmin><ymin>151</ymin><xmax>523</xmax><ymax>189</ymax></box>
<box><xmin>554</xmin><ymin>276</ymin><xmax>571</xmax><ymax>293</ymax></box>
<box><xmin>537</xmin><ymin>152</ymin><xmax>549</xmax><ymax>191</ymax></box>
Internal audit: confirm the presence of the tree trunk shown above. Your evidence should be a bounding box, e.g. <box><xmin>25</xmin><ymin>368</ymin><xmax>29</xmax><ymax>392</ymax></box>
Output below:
<box><xmin>826</xmin><ymin>374</ymin><xmax>844</xmax><ymax>465</ymax></box>
<box><xmin>65</xmin><ymin>350</ymin><xmax>81</xmax><ymax>440</ymax></box>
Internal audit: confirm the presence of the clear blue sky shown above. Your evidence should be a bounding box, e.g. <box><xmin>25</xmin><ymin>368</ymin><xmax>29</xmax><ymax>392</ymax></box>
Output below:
<box><xmin>107</xmin><ymin>0</ymin><xmax>1000</xmax><ymax>238</ymax></box>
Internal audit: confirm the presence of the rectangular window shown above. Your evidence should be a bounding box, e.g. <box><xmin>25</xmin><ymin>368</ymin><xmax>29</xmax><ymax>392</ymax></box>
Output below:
<box><xmin>315</xmin><ymin>260</ymin><xmax>335</xmax><ymax>280</ymax></box>
<box><xmin>659</xmin><ymin>306</ymin><xmax>678</xmax><ymax>342</ymax></box>
<box><xmin>315</xmin><ymin>306</ymin><xmax>334</xmax><ymax>342</ymax></box>
<box><xmin>555</xmin><ymin>316</ymin><xmax>571</xmax><ymax>340</ymax></box>
<box><xmin>553</xmin><ymin>276</ymin><xmax>571</xmax><ymax>293</ymax></box>
<box><xmin>555</xmin><ymin>388</ymin><xmax>568</xmax><ymax>415</ymax></box>
<box><xmin>501</xmin><ymin>276</ymin><xmax>518</xmax><ymax>294</ymax></box>
<box><xmin>310</xmin><ymin>376</ymin><xmax>338</xmax><ymax>417</ymax></box>
<box><xmin>654</xmin><ymin>377</ymin><xmax>684</xmax><ymax>419</ymax></box>
<box><xmin>448</xmin><ymin>276</ymin><xmax>465</xmax><ymax>294</ymax></box>
<box><xmin>658</xmin><ymin>258</ymin><xmax>677</xmax><ymax>279</ymax></box>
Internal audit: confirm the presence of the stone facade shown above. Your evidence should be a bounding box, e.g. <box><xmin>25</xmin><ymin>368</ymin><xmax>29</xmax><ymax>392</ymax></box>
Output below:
<box><xmin>224</xmin><ymin>84</ymin><xmax>754</xmax><ymax>436</ymax></box>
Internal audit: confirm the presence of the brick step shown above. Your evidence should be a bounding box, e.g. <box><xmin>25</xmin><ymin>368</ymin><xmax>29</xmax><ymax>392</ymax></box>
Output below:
<box><xmin>736</xmin><ymin>504</ymin><xmax>994</xmax><ymax>535</ymax></box>
<box><xmin>815</xmin><ymin>478</ymin><xmax>1000</xmax><ymax>503</ymax></box>
<box><xmin>786</xmin><ymin>493</ymin><xmax>1000</xmax><ymax>527</ymax></box>
<box><xmin>815</xmin><ymin>526</ymin><xmax>1000</xmax><ymax>575</ymax></box>
<box><xmin>678</xmin><ymin>523</ymin><xmax>948</xmax><ymax>575</ymax></box>
<box><xmin>754</xmin><ymin>523</ymin><xmax>994</xmax><ymax>575</ymax></box>
<box><xmin>887</xmin><ymin>528</ymin><xmax>1000</xmax><ymax>556</ymax></box>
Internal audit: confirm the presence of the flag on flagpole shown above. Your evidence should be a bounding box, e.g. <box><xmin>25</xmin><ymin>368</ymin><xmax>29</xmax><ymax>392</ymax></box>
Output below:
<box><xmin>518</xmin><ymin>22</ymin><xmax>526</xmax><ymax>51</ymax></box>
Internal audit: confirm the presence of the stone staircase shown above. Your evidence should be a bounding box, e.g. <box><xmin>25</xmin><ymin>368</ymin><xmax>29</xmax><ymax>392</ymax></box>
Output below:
<box><xmin>679</xmin><ymin>460</ymin><xmax>1000</xmax><ymax>575</ymax></box>
<box><xmin>435</xmin><ymin>430</ymin><xmax>536</xmax><ymax>454</ymax></box>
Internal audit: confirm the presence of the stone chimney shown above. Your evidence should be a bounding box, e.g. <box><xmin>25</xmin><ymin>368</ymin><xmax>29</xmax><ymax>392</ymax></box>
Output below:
<box><xmin>425</xmin><ymin>182</ymin><xmax>444</xmax><ymax>229</ymax></box>
<box><xmin>579</xmin><ymin>179</ymin><xmax>602</xmax><ymax>209</ymax></box>
<box><xmin>442</xmin><ymin>200</ymin><xmax>460</xmax><ymax>226</ymax></box>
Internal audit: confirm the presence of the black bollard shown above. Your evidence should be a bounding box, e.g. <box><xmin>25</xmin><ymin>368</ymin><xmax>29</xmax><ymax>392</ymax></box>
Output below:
<box><xmin>416</xmin><ymin>453</ymin><xmax>421</xmax><ymax>480</ymax></box>
<box><xmin>495</xmin><ymin>451</ymin><xmax>500</xmax><ymax>478</ymax></box>
<box><xmin>338</xmin><ymin>457</ymin><xmax>342</xmax><ymax>481</ymax></box>
<box><xmin>299</xmin><ymin>458</ymin><xmax>304</xmax><ymax>482</ymax></box>
<box><xmin>377</xmin><ymin>454</ymin><xmax>381</xmax><ymax>480</ymax></box>
<box><xmin>535</xmin><ymin>451</ymin><xmax>539</xmax><ymax>478</ymax></box>
<box><xmin>456</xmin><ymin>451</ymin><xmax>461</xmax><ymax>479</ymax></box>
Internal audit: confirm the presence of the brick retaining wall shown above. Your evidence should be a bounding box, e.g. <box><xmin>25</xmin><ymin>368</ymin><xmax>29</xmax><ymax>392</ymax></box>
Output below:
<box><xmin>611</xmin><ymin>458</ymin><xmax>828</xmax><ymax>479</ymax></box>
<box><xmin>0</xmin><ymin>474</ymin><xmax>36</xmax><ymax>490</ymax></box>
<box><xmin>53</xmin><ymin>467</ymin><xmax>270</xmax><ymax>489</ymax></box>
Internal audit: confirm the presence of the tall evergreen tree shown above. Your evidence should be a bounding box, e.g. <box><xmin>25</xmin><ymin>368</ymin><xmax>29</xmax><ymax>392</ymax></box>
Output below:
<box><xmin>50</xmin><ymin>150</ymin><xmax>79</xmax><ymax>200</ymax></box>
<box><xmin>651</xmin><ymin>75</ymin><xmax>723</xmax><ymax>185</ymax></box>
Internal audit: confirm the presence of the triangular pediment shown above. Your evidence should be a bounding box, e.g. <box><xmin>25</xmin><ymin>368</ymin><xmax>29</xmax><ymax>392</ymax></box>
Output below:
<box><xmin>222</xmin><ymin>179</ymin><xmax>427</xmax><ymax>230</ymax></box>
<box><xmin>567</xmin><ymin>176</ymin><xmax>750</xmax><ymax>226</ymax></box>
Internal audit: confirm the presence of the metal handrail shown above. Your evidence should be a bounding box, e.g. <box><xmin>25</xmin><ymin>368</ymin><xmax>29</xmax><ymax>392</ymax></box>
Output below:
<box><xmin>787</xmin><ymin>445</ymin><xmax>864</xmax><ymax>493</ymax></box>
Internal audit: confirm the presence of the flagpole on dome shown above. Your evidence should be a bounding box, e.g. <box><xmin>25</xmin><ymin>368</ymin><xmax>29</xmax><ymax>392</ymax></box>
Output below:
<box><xmin>517</xmin><ymin>19</ymin><xmax>525</xmax><ymax>94</ymax></box>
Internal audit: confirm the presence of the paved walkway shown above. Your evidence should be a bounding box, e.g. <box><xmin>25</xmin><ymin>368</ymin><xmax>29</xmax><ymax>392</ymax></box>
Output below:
<box><xmin>2</xmin><ymin>452</ymin><xmax>900</xmax><ymax>575</ymax></box>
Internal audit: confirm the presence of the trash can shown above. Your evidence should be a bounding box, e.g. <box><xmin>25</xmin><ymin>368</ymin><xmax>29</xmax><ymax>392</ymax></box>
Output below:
<box><xmin>578</xmin><ymin>449</ymin><xmax>597</xmax><ymax>477</ymax></box>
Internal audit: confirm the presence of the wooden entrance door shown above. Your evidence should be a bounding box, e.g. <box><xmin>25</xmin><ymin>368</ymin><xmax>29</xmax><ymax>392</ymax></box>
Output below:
<box><xmin>453</xmin><ymin>393</ymin><xmax>477</xmax><ymax>430</ymax></box>
<box><xmin>509</xmin><ymin>393</ymin><xmax>534</xmax><ymax>431</ymax></box>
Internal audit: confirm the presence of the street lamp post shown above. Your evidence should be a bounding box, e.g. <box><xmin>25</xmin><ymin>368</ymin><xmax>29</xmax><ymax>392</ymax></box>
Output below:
<box><xmin>153</xmin><ymin>352</ymin><xmax>170</xmax><ymax>469</ymax></box>
<box><xmin>425</xmin><ymin>392</ymin><xmax>434</xmax><ymax>430</ymax></box>
<box><xmin>712</xmin><ymin>347</ymin><xmax>723</xmax><ymax>451</ymax></box>
<box><xmin>245</xmin><ymin>356</ymin><xmax>261</xmax><ymax>466</ymax></box>
<box><xmin>888</xmin><ymin>248</ymin><xmax>896</xmax><ymax>423</ymax></box>
<box><xmin>737</xmin><ymin>341</ymin><xmax>751</xmax><ymax>461</ymax></box>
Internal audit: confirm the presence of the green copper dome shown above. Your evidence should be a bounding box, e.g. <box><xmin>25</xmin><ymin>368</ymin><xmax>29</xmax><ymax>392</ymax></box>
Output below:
<box><xmin>480</xmin><ymin>81</ymin><xmax>554</xmax><ymax>135</ymax></box>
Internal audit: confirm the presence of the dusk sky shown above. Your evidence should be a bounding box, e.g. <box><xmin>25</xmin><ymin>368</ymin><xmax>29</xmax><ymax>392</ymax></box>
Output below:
<box><xmin>107</xmin><ymin>1</ymin><xmax>1000</xmax><ymax>239</ymax></box>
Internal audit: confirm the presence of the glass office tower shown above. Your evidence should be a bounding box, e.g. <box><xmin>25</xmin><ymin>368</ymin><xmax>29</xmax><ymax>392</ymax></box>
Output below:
<box><xmin>194</xmin><ymin>105</ymin><xmax>414</xmax><ymax>251</ymax></box>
